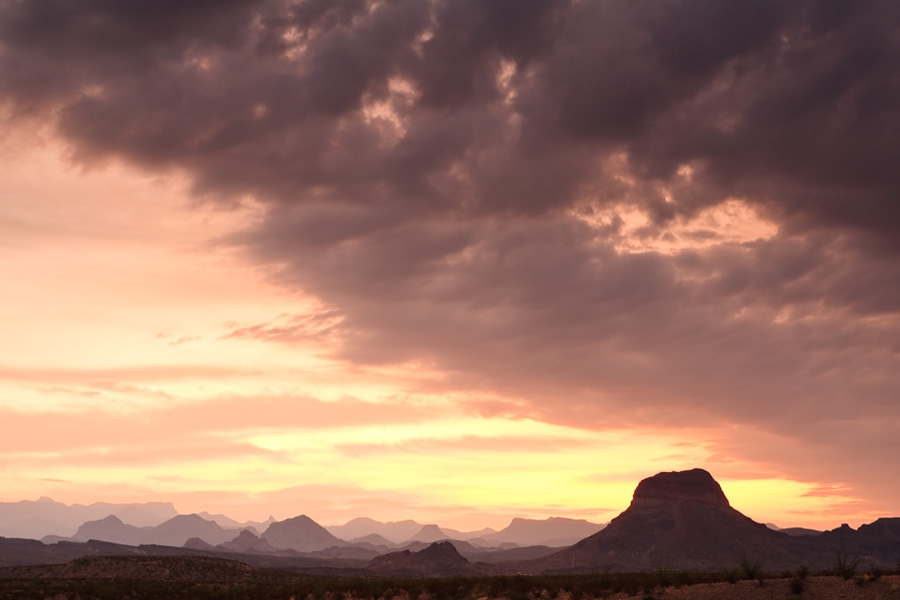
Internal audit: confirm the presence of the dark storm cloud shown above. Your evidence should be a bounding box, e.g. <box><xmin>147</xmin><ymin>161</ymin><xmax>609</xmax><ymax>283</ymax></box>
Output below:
<box><xmin>2</xmin><ymin>0</ymin><xmax>899</xmax><ymax>502</ymax></box>
<box><xmin>2</xmin><ymin>0</ymin><xmax>898</xmax><ymax>233</ymax></box>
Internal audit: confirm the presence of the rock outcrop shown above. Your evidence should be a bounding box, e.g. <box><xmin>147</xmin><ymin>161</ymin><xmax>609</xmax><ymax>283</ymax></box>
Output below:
<box><xmin>524</xmin><ymin>469</ymin><xmax>805</xmax><ymax>572</ymax></box>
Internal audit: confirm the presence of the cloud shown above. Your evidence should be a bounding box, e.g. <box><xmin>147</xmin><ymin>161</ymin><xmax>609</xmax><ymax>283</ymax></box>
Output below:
<box><xmin>2</xmin><ymin>1</ymin><xmax>897</xmax><ymax>235</ymax></box>
<box><xmin>0</xmin><ymin>365</ymin><xmax>261</xmax><ymax>386</ymax></box>
<box><xmin>0</xmin><ymin>394</ymin><xmax>433</xmax><ymax>459</ymax></box>
<box><xmin>1</xmin><ymin>0</ymin><xmax>898</xmax><ymax>512</ymax></box>
<box><xmin>335</xmin><ymin>433</ymin><xmax>595</xmax><ymax>458</ymax></box>
<box><xmin>222</xmin><ymin>310</ymin><xmax>343</xmax><ymax>345</ymax></box>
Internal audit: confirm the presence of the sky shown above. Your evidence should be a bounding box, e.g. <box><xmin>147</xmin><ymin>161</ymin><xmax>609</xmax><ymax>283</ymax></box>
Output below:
<box><xmin>0</xmin><ymin>0</ymin><xmax>898</xmax><ymax>533</ymax></box>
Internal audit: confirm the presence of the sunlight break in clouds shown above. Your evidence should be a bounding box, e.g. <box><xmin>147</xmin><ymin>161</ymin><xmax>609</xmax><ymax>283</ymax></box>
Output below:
<box><xmin>0</xmin><ymin>0</ymin><xmax>898</xmax><ymax>533</ymax></box>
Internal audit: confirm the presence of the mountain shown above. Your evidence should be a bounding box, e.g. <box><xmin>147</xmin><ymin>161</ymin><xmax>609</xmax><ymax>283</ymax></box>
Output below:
<box><xmin>109</xmin><ymin>504</ymin><xmax>179</xmax><ymax>528</ymax></box>
<box><xmin>432</xmin><ymin>526</ymin><xmax>499</xmax><ymax>541</ymax></box>
<box><xmin>779</xmin><ymin>527</ymin><xmax>822</xmax><ymax>537</ymax></box>
<box><xmin>218</xmin><ymin>530</ymin><xmax>277</xmax><ymax>554</ymax></box>
<box><xmin>367</xmin><ymin>540</ymin><xmax>492</xmax><ymax>576</ymax></box>
<box><xmin>145</xmin><ymin>514</ymin><xmax>236</xmax><ymax>547</ymax></box>
<box><xmin>403</xmin><ymin>524</ymin><xmax>452</xmax><ymax>544</ymax></box>
<box><xmin>347</xmin><ymin>532</ymin><xmax>396</xmax><ymax>548</ymax></box>
<box><xmin>183</xmin><ymin>537</ymin><xmax>217</xmax><ymax>551</ymax></box>
<box><xmin>816</xmin><ymin>518</ymin><xmax>900</xmax><ymax>559</ymax></box>
<box><xmin>326</xmin><ymin>518</ymin><xmax>425</xmax><ymax>544</ymax></box>
<box><xmin>466</xmin><ymin>544</ymin><xmax>561</xmax><ymax>563</ymax></box>
<box><xmin>311</xmin><ymin>545</ymin><xmax>381</xmax><ymax>561</ymax></box>
<box><xmin>484</xmin><ymin>517</ymin><xmax>604</xmax><ymax>547</ymax></box>
<box><xmin>196</xmin><ymin>512</ymin><xmax>245</xmax><ymax>531</ymax></box>
<box><xmin>67</xmin><ymin>514</ymin><xmax>243</xmax><ymax>548</ymax></box>
<box><xmin>766</xmin><ymin>523</ymin><xmax>822</xmax><ymax>537</ymax></box>
<box><xmin>0</xmin><ymin>498</ymin><xmax>178</xmax><ymax>539</ymax></box>
<box><xmin>4</xmin><ymin>469</ymin><xmax>900</xmax><ymax>576</ymax></box>
<box><xmin>524</xmin><ymin>468</ymin><xmax>808</xmax><ymax>572</ymax></box>
<box><xmin>72</xmin><ymin>515</ymin><xmax>150</xmax><ymax>546</ymax></box>
<box><xmin>427</xmin><ymin>540</ymin><xmax>558</xmax><ymax>564</ymax></box>
<box><xmin>241</xmin><ymin>517</ymin><xmax>277</xmax><ymax>534</ymax></box>
<box><xmin>262</xmin><ymin>515</ymin><xmax>345</xmax><ymax>552</ymax></box>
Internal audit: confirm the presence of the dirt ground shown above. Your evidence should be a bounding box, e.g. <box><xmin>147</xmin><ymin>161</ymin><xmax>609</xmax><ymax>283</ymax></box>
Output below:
<box><xmin>605</xmin><ymin>575</ymin><xmax>900</xmax><ymax>600</ymax></box>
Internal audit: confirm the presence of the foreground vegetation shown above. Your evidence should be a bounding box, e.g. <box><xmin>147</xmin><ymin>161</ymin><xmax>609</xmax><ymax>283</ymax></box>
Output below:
<box><xmin>0</xmin><ymin>561</ymin><xmax>898</xmax><ymax>600</ymax></box>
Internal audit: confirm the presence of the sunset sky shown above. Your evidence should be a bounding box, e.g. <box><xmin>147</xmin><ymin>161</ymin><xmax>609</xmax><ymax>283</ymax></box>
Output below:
<box><xmin>1</xmin><ymin>0</ymin><xmax>898</xmax><ymax>533</ymax></box>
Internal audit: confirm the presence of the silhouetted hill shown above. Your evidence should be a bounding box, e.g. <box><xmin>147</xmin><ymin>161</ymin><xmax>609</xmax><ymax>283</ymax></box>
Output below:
<box><xmin>72</xmin><ymin>515</ymin><xmax>150</xmax><ymax>546</ymax></box>
<box><xmin>367</xmin><ymin>540</ymin><xmax>494</xmax><ymax>576</ymax></box>
<box><xmin>146</xmin><ymin>514</ymin><xmax>236</xmax><ymax>547</ymax></box>
<box><xmin>767</xmin><ymin>523</ymin><xmax>822</xmax><ymax>536</ymax></box>
<box><xmin>67</xmin><ymin>514</ymin><xmax>242</xmax><ymax>548</ymax></box>
<box><xmin>0</xmin><ymin>555</ymin><xmax>258</xmax><ymax>581</ymax></box>
<box><xmin>404</xmin><ymin>524</ymin><xmax>452</xmax><ymax>543</ymax></box>
<box><xmin>0</xmin><ymin>537</ymin><xmax>87</xmax><ymax>568</ymax></box>
<box><xmin>460</xmin><ymin>543</ymin><xmax>562</xmax><ymax>564</ymax></box>
<box><xmin>818</xmin><ymin>518</ymin><xmax>900</xmax><ymax>559</ymax></box>
<box><xmin>219</xmin><ymin>530</ymin><xmax>277</xmax><ymax>553</ymax></box>
<box><xmin>183</xmin><ymin>537</ymin><xmax>217</xmax><ymax>550</ymax></box>
<box><xmin>311</xmin><ymin>545</ymin><xmax>381</xmax><ymax>561</ymax></box>
<box><xmin>779</xmin><ymin>527</ymin><xmax>822</xmax><ymax>537</ymax></box>
<box><xmin>196</xmin><ymin>512</ymin><xmax>247</xmax><ymax>531</ymax></box>
<box><xmin>262</xmin><ymin>515</ymin><xmax>345</xmax><ymax>552</ymax></box>
<box><xmin>523</xmin><ymin>469</ymin><xmax>806</xmax><ymax>572</ymax></box>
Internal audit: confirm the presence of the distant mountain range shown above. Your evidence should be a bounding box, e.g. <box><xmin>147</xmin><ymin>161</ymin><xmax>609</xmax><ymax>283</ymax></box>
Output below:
<box><xmin>323</xmin><ymin>515</ymin><xmax>602</xmax><ymax>547</ymax></box>
<box><xmin>1</xmin><ymin>497</ymin><xmax>605</xmax><ymax>550</ymax></box>
<box><xmin>2</xmin><ymin>469</ymin><xmax>898</xmax><ymax>575</ymax></box>
<box><xmin>64</xmin><ymin>513</ymin><xmax>244</xmax><ymax>547</ymax></box>
<box><xmin>0</xmin><ymin>498</ymin><xmax>178</xmax><ymax>539</ymax></box>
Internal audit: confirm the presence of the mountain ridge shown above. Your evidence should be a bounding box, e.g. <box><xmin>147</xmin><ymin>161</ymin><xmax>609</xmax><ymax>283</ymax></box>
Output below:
<box><xmin>517</xmin><ymin>469</ymin><xmax>870</xmax><ymax>572</ymax></box>
<box><xmin>4</xmin><ymin>469</ymin><xmax>900</xmax><ymax>574</ymax></box>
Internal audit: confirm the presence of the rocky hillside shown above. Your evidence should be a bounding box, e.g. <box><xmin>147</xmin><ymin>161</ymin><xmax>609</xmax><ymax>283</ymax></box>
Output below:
<box><xmin>520</xmin><ymin>469</ymin><xmax>849</xmax><ymax>572</ymax></box>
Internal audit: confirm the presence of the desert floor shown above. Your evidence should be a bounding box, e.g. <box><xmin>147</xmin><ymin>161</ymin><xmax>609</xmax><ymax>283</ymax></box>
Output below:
<box><xmin>605</xmin><ymin>575</ymin><xmax>900</xmax><ymax>600</ymax></box>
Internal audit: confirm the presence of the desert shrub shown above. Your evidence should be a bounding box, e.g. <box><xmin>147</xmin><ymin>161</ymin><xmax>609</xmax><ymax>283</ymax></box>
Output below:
<box><xmin>720</xmin><ymin>566</ymin><xmax>739</xmax><ymax>584</ymax></box>
<box><xmin>834</xmin><ymin>552</ymin><xmax>861</xmax><ymax>580</ymax></box>
<box><xmin>796</xmin><ymin>565</ymin><xmax>809</xmax><ymax>580</ymax></box>
<box><xmin>737</xmin><ymin>551</ymin><xmax>765</xmax><ymax>581</ymax></box>
<box><xmin>867</xmin><ymin>563</ymin><xmax>884</xmax><ymax>581</ymax></box>
<box><xmin>789</xmin><ymin>577</ymin><xmax>805</xmax><ymax>594</ymax></box>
